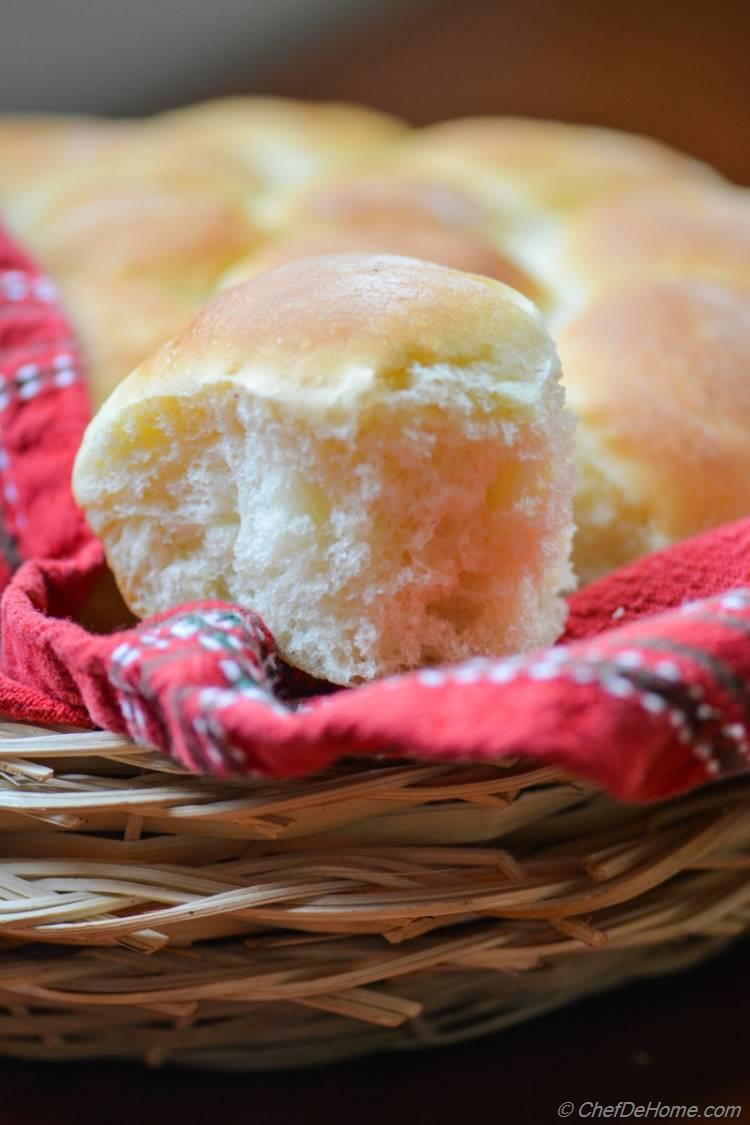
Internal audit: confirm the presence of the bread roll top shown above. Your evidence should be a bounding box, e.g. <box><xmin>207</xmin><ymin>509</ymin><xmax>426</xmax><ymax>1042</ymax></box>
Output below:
<box><xmin>219</xmin><ymin>218</ymin><xmax>540</xmax><ymax>303</ymax></box>
<box><xmin>98</xmin><ymin>252</ymin><xmax>553</xmax><ymax>413</ymax></box>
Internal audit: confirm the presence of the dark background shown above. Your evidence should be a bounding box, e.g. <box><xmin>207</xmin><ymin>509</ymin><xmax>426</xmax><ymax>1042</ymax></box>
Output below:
<box><xmin>2</xmin><ymin>0</ymin><xmax>750</xmax><ymax>1118</ymax></box>
<box><xmin>270</xmin><ymin>0</ymin><xmax>750</xmax><ymax>183</ymax></box>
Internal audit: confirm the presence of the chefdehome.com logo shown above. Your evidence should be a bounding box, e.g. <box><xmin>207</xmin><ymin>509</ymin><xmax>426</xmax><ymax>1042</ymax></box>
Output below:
<box><xmin>557</xmin><ymin>1104</ymin><xmax>742</xmax><ymax>1119</ymax></box>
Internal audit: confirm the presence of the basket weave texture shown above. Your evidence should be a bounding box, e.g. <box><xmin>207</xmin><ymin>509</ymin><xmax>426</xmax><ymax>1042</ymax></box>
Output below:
<box><xmin>0</xmin><ymin>721</ymin><xmax>747</xmax><ymax>1069</ymax></box>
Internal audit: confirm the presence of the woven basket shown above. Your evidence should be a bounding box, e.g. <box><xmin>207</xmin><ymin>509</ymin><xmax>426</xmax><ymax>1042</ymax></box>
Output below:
<box><xmin>0</xmin><ymin>720</ymin><xmax>748</xmax><ymax>1070</ymax></box>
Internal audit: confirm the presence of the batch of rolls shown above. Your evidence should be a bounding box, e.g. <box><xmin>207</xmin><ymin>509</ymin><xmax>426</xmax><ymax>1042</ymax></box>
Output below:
<box><xmin>3</xmin><ymin>99</ymin><xmax>750</xmax><ymax>685</ymax></box>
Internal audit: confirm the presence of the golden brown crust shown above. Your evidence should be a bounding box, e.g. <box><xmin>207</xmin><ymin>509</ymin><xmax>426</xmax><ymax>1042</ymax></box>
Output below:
<box><xmin>220</xmin><ymin>218</ymin><xmax>541</xmax><ymax>304</ymax></box>
<box><xmin>151</xmin><ymin>98</ymin><xmax>406</xmax><ymax>192</ymax></box>
<box><xmin>560</xmin><ymin>279</ymin><xmax>750</xmax><ymax>577</ymax></box>
<box><xmin>110</xmin><ymin>252</ymin><xmax>550</xmax><ymax>414</ymax></box>
<box><xmin>281</xmin><ymin>172</ymin><xmax>492</xmax><ymax>232</ymax></box>
<box><xmin>7</xmin><ymin>156</ymin><xmax>259</xmax><ymax>296</ymax></box>
<box><xmin>401</xmin><ymin>117</ymin><xmax>721</xmax><ymax>212</ymax></box>
<box><xmin>0</xmin><ymin>116</ymin><xmax>132</xmax><ymax>203</ymax></box>
<box><xmin>58</xmin><ymin>275</ymin><xmax>194</xmax><ymax>408</ymax></box>
<box><xmin>563</xmin><ymin>184</ymin><xmax>750</xmax><ymax>295</ymax></box>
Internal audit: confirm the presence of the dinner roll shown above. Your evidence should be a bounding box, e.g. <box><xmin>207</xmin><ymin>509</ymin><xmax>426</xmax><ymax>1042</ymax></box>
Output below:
<box><xmin>0</xmin><ymin>115</ymin><xmax>131</xmax><ymax>204</ymax></box>
<box><xmin>562</xmin><ymin>183</ymin><xmax>750</xmax><ymax>300</ymax></box>
<box><xmin>559</xmin><ymin>279</ymin><xmax>750</xmax><ymax>585</ymax></box>
<box><xmin>73</xmin><ymin>254</ymin><xmax>575</xmax><ymax>684</ymax></box>
<box><xmin>7</xmin><ymin>163</ymin><xmax>258</xmax><ymax>299</ymax></box>
<box><xmin>271</xmin><ymin>170</ymin><xmax>494</xmax><ymax>236</ymax></box>
<box><xmin>219</xmin><ymin>217</ymin><xmax>540</xmax><ymax>304</ymax></box>
<box><xmin>58</xmin><ymin>275</ymin><xmax>194</xmax><ymax>408</ymax></box>
<box><xmin>400</xmin><ymin>117</ymin><xmax>721</xmax><ymax>215</ymax></box>
<box><xmin>152</xmin><ymin>98</ymin><xmax>406</xmax><ymax>228</ymax></box>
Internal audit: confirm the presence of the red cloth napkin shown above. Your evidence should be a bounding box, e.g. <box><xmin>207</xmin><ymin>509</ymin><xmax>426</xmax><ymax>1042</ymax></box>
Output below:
<box><xmin>2</xmin><ymin>224</ymin><xmax>750</xmax><ymax>802</ymax></box>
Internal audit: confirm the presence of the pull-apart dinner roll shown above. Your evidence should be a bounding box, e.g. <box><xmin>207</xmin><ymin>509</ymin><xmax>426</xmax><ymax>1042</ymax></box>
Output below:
<box><xmin>0</xmin><ymin>100</ymin><xmax>405</xmax><ymax>412</ymax></box>
<box><xmin>219</xmin><ymin>217</ymin><xmax>540</xmax><ymax>304</ymax></box>
<box><xmin>0</xmin><ymin>115</ymin><xmax>133</xmax><ymax>205</ymax></box>
<box><xmin>73</xmin><ymin>254</ymin><xmax>576</xmax><ymax>684</ymax></box>
<box><xmin>58</xmin><ymin>276</ymin><xmax>195</xmax><ymax>408</ymax></box>
<box><xmin>7</xmin><ymin>163</ymin><xmax>258</xmax><ymax>299</ymax></box>
<box><xmin>561</xmin><ymin>183</ymin><xmax>750</xmax><ymax>300</ymax></box>
<box><xmin>152</xmin><ymin>98</ymin><xmax>406</xmax><ymax>229</ymax></box>
<box><xmin>560</xmin><ymin>279</ymin><xmax>750</xmax><ymax>585</ymax></box>
<box><xmin>399</xmin><ymin>117</ymin><xmax>721</xmax><ymax>216</ymax></box>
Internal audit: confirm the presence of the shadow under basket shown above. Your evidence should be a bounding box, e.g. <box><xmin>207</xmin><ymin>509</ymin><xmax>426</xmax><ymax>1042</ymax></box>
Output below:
<box><xmin>0</xmin><ymin>722</ymin><xmax>749</xmax><ymax>1070</ymax></box>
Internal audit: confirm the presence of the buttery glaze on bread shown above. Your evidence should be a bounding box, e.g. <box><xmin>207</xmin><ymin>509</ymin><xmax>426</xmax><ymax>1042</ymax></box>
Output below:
<box><xmin>72</xmin><ymin>254</ymin><xmax>576</xmax><ymax>684</ymax></box>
